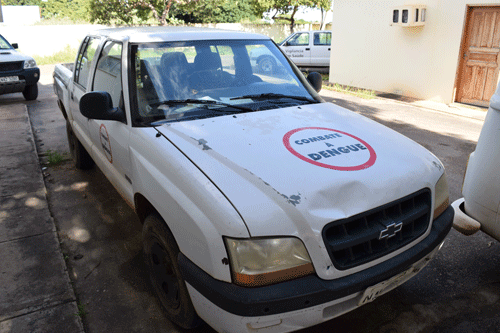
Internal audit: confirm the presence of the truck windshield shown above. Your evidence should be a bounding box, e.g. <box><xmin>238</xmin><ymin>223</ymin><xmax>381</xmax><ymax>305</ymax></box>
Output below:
<box><xmin>130</xmin><ymin>39</ymin><xmax>320</xmax><ymax>125</ymax></box>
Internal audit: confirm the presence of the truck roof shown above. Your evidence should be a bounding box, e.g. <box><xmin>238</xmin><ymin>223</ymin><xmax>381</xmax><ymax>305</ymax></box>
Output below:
<box><xmin>89</xmin><ymin>26</ymin><xmax>270</xmax><ymax>43</ymax></box>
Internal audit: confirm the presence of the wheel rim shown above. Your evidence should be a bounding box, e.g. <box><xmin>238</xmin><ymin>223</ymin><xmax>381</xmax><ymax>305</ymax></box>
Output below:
<box><xmin>149</xmin><ymin>240</ymin><xmax>180</xmax><ymax>310</ymax></box>
<box><xmin>260</xmin><ymin>59</ymin><xmax>273</xmax><ymax>73</ymax></box>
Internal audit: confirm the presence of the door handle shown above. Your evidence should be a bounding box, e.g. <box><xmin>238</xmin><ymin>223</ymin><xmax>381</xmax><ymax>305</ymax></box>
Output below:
<box><xmin>305</xmin><ymin>48</ymin><xmax>310</xmax><ymax>51</ymax></box>
<box><xmin>70</xmin><ymin>91</ymin><xmax>74</xmax><ymax>101</ymax></box>
<box><xmin>463</xmin><ymin>52</ymin><xmax>467</xmax><ymax>59</ymax></box>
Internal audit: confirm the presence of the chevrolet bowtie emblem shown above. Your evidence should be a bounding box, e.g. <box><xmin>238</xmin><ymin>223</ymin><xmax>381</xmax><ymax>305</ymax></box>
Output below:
<box><xmin>379</xmin><ymin>222</ymin><xmax>403</xmax><ymax>240</ymax></box>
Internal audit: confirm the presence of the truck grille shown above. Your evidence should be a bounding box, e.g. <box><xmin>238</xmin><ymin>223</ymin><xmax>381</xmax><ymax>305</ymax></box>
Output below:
<box><xmin>322</xmin><ymin>189</ymin><xmax>431</xmax><ymax>270</ymax></box>
<box><xmin>0</xmin><ymin>61</ymin><xmax>23</xmax><ymax>72</ymax></box>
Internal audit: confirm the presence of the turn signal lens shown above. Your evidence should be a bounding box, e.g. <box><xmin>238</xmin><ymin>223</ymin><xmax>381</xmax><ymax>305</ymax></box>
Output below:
<box><xmin>434</xmin><ymin>173</ymin><xmax>450</xmax><ymax>219</ymax></box>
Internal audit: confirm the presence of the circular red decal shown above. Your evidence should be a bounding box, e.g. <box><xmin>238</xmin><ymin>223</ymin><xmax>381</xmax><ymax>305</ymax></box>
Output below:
<box><xmin>283</xmin><ymin>127</ymin><xmax>376</xmax><ymax>171</ymax></box>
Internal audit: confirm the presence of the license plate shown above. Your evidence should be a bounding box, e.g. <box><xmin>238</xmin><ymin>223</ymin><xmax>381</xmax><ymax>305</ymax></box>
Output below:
<box><xmin>0</xmin><ymin>76</ymin><xmax>19</xmax><ymax>83</ymax></box>
<box><xmin>358</xmin><ymin>267</ymin><xmax>413</xmax><ymax>306</ymax></box>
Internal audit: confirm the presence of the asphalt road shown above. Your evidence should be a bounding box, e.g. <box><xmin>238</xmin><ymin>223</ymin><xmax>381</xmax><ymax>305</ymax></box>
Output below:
<box><xmin>4</xmin><ymin>65</ymin><xmax>499</xmax><ymax>333</ymax></box>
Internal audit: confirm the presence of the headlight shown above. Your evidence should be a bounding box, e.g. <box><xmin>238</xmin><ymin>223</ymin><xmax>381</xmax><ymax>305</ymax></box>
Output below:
<box><xmin>224</xmin><ymin>237</ymin><xmax>315</xmax><ymax>287</ymax></box>
<box><xmin>434</xmin><ymin>173</ymin><xmax>450</xmax><ymax>219</ymax></box>
<box><xmin>24</xmin><ymin>59</ymin><xmax>37</xmax><ymax>69</ymax></box>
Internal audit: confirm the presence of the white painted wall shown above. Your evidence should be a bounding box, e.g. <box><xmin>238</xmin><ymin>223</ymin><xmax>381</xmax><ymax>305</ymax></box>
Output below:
<box><xmin>329</xmin><ymin>0</ymin><xmax>500</xmax><ymax>103</ymax></box>
<box><xmin>0</xmin><ymin>23</ymin><xmax>315</xmax><ymax>58</ymax></box>
<box><xmin>1</xmin><ymin>25</ymin><xmax>106</xmax><ymax>57</ymax></box>
<box><xmin>1</xmin><ymin>6</ymin><xmax>40</xmax><ymax>25</ymax></box>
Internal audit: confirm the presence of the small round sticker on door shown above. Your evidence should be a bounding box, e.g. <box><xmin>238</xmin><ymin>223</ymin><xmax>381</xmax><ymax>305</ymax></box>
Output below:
<box><xmin>283</xmin><ymin>127</ymin><xmax>376</xmax><ymax>171</ymax></box>
<box><xmin>99</xmin><ymin>124</ymin><xmax>113</xmax><ymax>164</ymax></box>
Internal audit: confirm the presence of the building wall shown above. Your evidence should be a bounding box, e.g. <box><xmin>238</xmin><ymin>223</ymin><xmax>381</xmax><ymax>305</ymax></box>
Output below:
<box><xmin>329</xmin><ymin>0</ymin><xmax>500</xmax><ymax>103</ymax></box>
<box><xmin>1</xmin><ymin>6</ymin><xmax>40</xmax><ymax>25</ymax></box>
<box><xmin>0</xmin><ymin>23</ymin><xmax>322</xmax><ymax>58</ymax></box>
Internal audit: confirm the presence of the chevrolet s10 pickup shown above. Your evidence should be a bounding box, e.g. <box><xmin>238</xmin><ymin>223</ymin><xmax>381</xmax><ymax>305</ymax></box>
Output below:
<box><xmin>53</xmin><ymin>27</ymin><xmax>453</xmax><ymax>333</ymax></box>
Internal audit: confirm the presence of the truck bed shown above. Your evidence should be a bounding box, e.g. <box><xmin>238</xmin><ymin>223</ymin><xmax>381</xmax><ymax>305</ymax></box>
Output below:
<box><xmin>53</xmin><ymin>63</ymin><xmax>73</xmax><ymax>101</ymax></box>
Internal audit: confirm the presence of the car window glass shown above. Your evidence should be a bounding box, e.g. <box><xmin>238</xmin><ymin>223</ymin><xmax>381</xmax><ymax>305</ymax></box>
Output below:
<box><xmin>313</xmin><ymin>32</ymin><xmax>331</xmax><ymax>46</ymax></box>
<box><xmin>132</xmin><ymin>40</ymin><xmax>316</xmax><ymax>125</ymax></box>
<box><xmin>75</xmin><ymin>37</ymin><xmax>100</xmax><ymax>89</ymax></box>
<box><xmin>93</xmin><ymin>41</ymin><xmax>123</xmax><ymax>109</ymax></box>
<box><xmin>0</xmin><ymin>35</ymin><xmax>11</xmax><ymax>49</ymax></box>
<box><xmin>288</xmin><ymin>33</ymin><xmax>309</xmax><ymax>46</ymax></box>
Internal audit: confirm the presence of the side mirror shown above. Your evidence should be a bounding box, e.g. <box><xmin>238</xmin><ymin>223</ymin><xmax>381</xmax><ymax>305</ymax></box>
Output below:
<box><xmin>11</xmin><ymin>43</ymin><xmax>18</xmax><ymax>49</ymax></box>
<box><xmin>80</xmin><ymin>91</ymin><xmax>125</xmax><ymax>122</ymax></box>
<box><xmin>307</xmin><ymin>72</ymin><xmax>322</xmax><ymax>92</ymax></box>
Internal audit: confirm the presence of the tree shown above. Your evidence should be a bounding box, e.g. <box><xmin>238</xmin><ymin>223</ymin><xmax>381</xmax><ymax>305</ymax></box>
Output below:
<box><xmin>42</xmin><ymin>0</ymin><xmax>90</xmax><ymax>21</ymax></box>
<box><xmin>258</xmin><ymin>0</ymin><xmax>331</xmax><ymax>33</ymax></box>
<box><xmin>89</xmin><ymin>0</ymin><xmax>197</xmax><ymax>26</ymax></box>
<box><xmin>176</xmin><ymin>0</ymin><xmax>264</xmax><ymax>24</ymax></box>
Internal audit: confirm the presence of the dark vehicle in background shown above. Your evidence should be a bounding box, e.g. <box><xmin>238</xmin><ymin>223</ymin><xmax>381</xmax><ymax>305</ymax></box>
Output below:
<box><xmin>0</xmin><ymin>34</ymin><xmax>39</xmax><ymax>101</ymax></box>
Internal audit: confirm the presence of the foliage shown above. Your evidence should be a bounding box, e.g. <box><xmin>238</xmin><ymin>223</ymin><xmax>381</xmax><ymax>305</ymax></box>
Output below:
<box><xmin>257</xmin><ymin>0</ymin><xmax>332</xmax><ymax>32</ymax></box>
<box><xmin>323</xmin><ymin>83</ymin><xmax>377</xmax><ymax>100</ymax></box>
<box><xmin>2</xmin><ymin>0</ymin><xmax>91</xmax><ymax>22</ymax></box>
<box><xmin>44</xmin><ymin>150</ymin><xmax>68</xmax><ymax>166</ymax></box>
<box><xmin>42</xmin><ymin>0</ymin><xmax>90</xmax><ymax>21</ymax></box>
<box><xmin>175</xmin><ymin>0</ymin><xmax>264</xmax><ymax>24</ymax></box>
<box><xmin>89</xmin><ymin>0</ymin><xmax>196</xmax><ymax>26</ymax></box>
<box><xmin>1</xmin><ymin>0</ymin><xmax>40</xmax><ymax>5</ymax></box>
<box><xmin>76</xmin><ymin>301</ymin><xmax>87</xmax><ymax>318</ymax></box>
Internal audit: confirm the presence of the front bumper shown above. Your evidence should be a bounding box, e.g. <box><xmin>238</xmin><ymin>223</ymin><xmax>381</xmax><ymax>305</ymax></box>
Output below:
<box><xmin>179</xmin><ymin>206</ymin><xmax>453</xmax><ymax>319</ymax></box>
<box><xmin>451</xmin><ymin>198</ymin><xmax>481</xmax><ymax>236</ymax></box>
<box><xmin>0</xmin><ymin>67</ymin><xmax>40</xmax><ymax>94</ymax></box>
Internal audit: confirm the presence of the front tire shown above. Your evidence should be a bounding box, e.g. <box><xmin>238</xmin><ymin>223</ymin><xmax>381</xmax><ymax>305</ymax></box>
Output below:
<box><xmin>143</xmin><ymin>213</ymin><xmax>202</xmax><ymax>329</ymax></box>
<box><xmin>22</xmin><ymin>83</ymin><xmax>38</xmax><ymax>101</ymax></box>
<box><xmin>66</xmin><ymin>120</ymin><xmax>94</xmax><ymax>169</ymax></box>
<box><xmin>258</xmin><ymin>56</ymin><xmax>276</xmax><ymax>74</ymax></box>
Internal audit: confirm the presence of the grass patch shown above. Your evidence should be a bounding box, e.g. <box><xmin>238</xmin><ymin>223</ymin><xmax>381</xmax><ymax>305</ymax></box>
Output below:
<box><xmin>32</xmin><ymin>45</ymin><xmax>78</xmax><ymax>66</ymax></box>
<box><xmin>323</xmin><ymin>83</ymin><xmax>376</xmax><ymax>100</ymax></box>
<box><xmin>45</xmin><ymin>150</ymin><xmax>68</xmax><ymax>166</ymax></box>
<box><xmin>76</xmin><ymin>301</ymin><xmax>87</xmax><ymax>318</ymax></box>
<box><xmin>34</xmin><ymin>17</ymin><xmax>91</xmax><ymax>25</ymax></box>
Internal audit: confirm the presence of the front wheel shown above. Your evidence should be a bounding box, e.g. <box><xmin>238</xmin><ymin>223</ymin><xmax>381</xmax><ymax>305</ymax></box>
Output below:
<box><xmin>22</xmin><ymin>83</ymin><xmax>38</xmax><ymax>101</ymax></box>
<box><xmin>258</xmin><ymin>56</ymin><xmax>276</xmax><ymax>74</ymax></box>
<box><xmin>143</xmin><ymin>214</ymin><xmax>202</xmax><ymax>329</ymax></box>
<box><xmin>66</xmin><ymin>120</ymin><xmax>94</xmax><ymax>169</ymax></box>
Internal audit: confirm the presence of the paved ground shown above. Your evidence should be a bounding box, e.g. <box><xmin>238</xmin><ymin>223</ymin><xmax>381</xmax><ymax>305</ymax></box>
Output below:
<box><xmin>1</xmin><ymin>65</ymin><xmax>499</xmax><ymax>333</ymax></box>
<box><xmin>0</xmin><ymin>69</ymin><xmax>83</xmax><ymax>332</ymax></box>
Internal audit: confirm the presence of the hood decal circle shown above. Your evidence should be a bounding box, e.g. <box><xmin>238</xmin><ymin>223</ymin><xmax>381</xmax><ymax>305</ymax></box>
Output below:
<box><xmin>283</xmin><ymin>127</ymin><xmax>376</xmax><ymax>171</ymax></box>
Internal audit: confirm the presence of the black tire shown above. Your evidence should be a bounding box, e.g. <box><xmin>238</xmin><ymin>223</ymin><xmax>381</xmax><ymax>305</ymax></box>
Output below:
<box><xmin>258</xmin><ymin>56</ymin><xmax>276</xmax><ymax>74</ymax></box>
<box><xmin>143</xmin><ymin>214</ymin><xmax>202</xmax><ymax>329</ymax></box>
<box><xmin>66</xmin><ymin>120</ymin><xmax>94</xmax><ymax>170</ymax></box>
<box><xmin>22</xmin><ymin>83</ymin><xmax>38</xmax><ymax>101</ymax></box>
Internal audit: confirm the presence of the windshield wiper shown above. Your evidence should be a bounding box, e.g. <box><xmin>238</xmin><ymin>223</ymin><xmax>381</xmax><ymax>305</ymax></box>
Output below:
<box><xmin>150</xmin><ymin>99</ymin><xmax>253</xmax><ymax>112</ymax></box>
<box><xmin>230</xmin><ymin>93</ymin><xmax>318</xmax><ymax>103</ymax></box>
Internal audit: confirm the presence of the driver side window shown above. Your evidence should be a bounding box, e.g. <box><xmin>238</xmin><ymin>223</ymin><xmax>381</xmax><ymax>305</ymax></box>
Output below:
<box><xmin>93</xmin><ymin>41</ymin><xmax>123</xmax><ymax>110</ymax></box>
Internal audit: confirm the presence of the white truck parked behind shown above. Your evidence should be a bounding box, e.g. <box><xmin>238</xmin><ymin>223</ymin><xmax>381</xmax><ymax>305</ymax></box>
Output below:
<box><xmin>452</xmin><ymin>82</ymin><xmax>500</xmax><ymax>240</ymax></box>
<box><xmin>53</xmin><ymin>27</ymin><xmax>453</xmax><ymax>333</ymax></box>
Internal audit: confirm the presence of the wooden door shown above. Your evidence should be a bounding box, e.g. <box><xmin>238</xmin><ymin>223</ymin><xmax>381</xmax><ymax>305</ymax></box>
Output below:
<box><xmin>457</xmin><ymin>7</ymin><xmax>500</xmax><ymax>107</ymax></box>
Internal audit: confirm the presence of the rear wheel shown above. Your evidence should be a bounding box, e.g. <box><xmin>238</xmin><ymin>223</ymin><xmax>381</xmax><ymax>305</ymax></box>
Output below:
<box><xmin>143</xmin><ymin>213</ymin><xmax>202</xmax><ymax>329</ymax></box>
<box><xmin>22</xmin><ymin>83</ymin><xmax>38</xmax><ymax>101</ymax></box>
<box><xmin>66</xmin><ymin>120</ymin><xmax>94</xmax><ymax>169</ymax></box>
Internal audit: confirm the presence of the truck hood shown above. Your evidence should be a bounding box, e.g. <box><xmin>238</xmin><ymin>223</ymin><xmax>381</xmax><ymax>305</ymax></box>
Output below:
<box><xmin>156</xmin><ymin>102</ymin><xmax>443</xmax><ymax>260</ymax></box>
<box><xmin>0</xmin><ymin>49</ymin><xmax>33</xmax><ymax>63</ymax></box>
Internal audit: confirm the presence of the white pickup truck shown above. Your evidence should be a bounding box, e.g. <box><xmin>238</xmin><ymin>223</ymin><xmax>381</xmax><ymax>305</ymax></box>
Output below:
<box><xmin>53</xmin><ymin>27</ymin><xmax>453</xmax><ymax>333</ymax></box>
<box><xmin>452</xmin><ymin>83</ymin><xmax>500</xmax><ymax>240</ymax></box>
<box><xmin>249</xmin><ymin>30</ymin><xmax>331</xmax><ymax>74</ymax></box>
